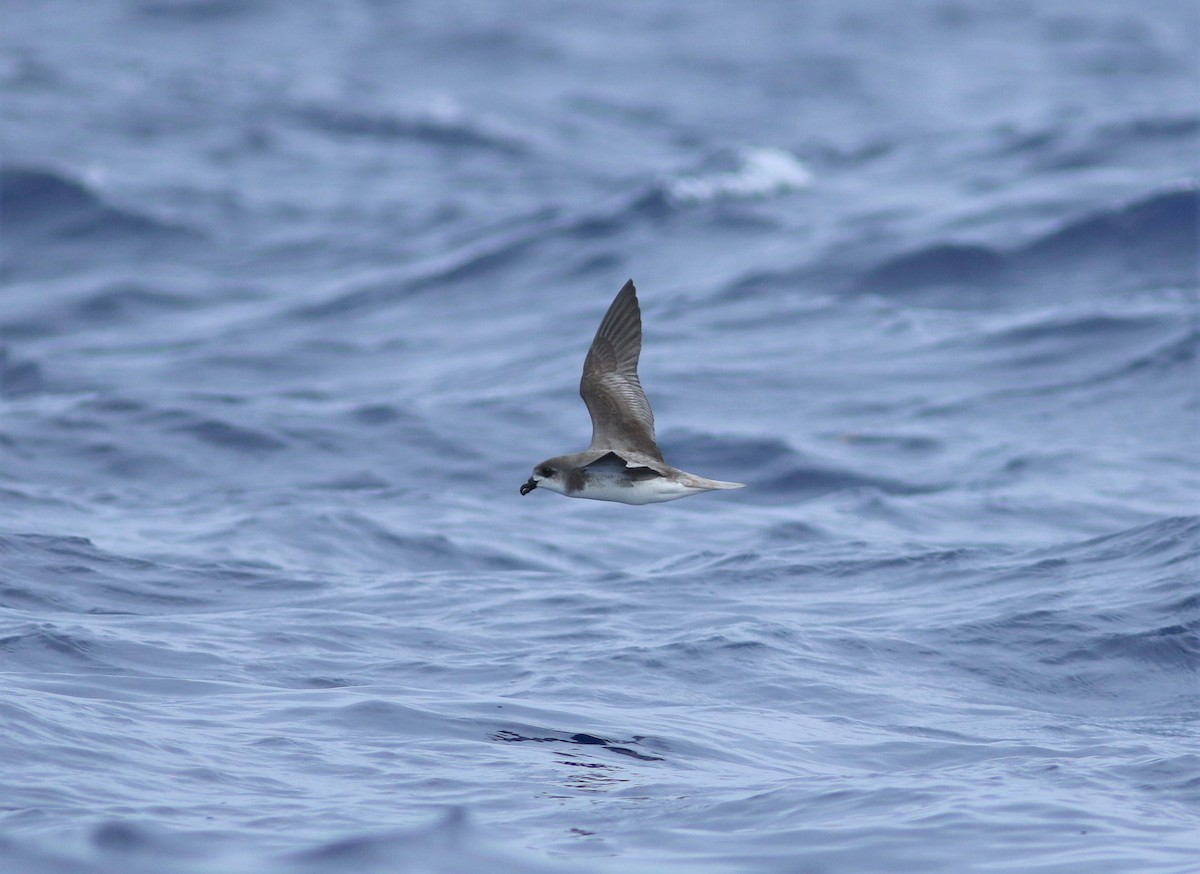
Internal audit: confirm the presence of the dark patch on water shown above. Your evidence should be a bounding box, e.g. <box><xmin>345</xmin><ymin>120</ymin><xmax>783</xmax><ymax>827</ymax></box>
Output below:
<box><xmin>492</xmin><ymin>729</ymin><xmax>664</xmax><ymax>762</ymax></box>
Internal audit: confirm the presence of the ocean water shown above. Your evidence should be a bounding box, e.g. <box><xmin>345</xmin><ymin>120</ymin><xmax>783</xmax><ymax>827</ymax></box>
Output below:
<box><xmin>1</xmin><ymin>1</ymin><xmax>1198</xmax><ymax>871</ymax></box>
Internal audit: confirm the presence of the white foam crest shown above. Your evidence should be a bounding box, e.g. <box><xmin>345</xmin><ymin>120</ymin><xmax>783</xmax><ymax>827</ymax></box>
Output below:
<box><xmin>666</xmin><ymin>147</ymin><xmax>813</xmax><ymax>204</ymax></box>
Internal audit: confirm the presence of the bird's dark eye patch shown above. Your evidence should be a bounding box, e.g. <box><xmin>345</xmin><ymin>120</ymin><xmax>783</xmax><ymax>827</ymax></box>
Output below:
<box><xmin>538</xmin><ymin>467</ymin><xmax>555</xmax><ymax>477</ymax></box>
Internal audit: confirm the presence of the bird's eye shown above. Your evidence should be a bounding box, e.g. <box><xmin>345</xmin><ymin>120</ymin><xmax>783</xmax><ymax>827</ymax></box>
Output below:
<box><xmin>538</xmin><ymin>467</ymin><xmax>554</xmax><ymax>478</ymax></box>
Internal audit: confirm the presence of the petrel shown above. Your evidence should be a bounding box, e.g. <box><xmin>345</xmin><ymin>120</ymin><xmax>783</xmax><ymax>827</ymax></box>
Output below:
<box><xmin>520</xmin><ymin>280</ymin><xmax>744</xmax><ymax>504</ymax></box>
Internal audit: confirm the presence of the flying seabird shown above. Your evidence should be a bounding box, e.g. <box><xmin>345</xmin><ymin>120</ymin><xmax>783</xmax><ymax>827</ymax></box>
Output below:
<box><xmin>520</xmin><ymin>280</ymin><xmax>744</xmax><ymax>504</ymax></box>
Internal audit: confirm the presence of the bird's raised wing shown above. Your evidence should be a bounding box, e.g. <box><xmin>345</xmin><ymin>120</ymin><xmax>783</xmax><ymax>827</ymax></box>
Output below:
<box><xmin>579</xmin><ymin>280</ymin><xmax>665</xmax><ymax>464</ymax></box>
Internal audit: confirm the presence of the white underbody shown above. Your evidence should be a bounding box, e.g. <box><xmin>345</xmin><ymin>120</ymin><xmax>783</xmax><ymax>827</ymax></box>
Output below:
<box><xmin>573</xmin><ymin>476</ymin><xmax>709</xmax><ymax>505</ymax></box>
<box><xmin>537</xmin><ymin>466</ymin><xmax>743</xmax><ymax>505</ymax></box>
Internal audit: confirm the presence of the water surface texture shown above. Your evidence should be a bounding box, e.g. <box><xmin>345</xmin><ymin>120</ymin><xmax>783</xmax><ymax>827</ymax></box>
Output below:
<box><xmin>2</xmin><ymin>1</ymin><xmax>1199</xmax><ymax>872</ymax></box>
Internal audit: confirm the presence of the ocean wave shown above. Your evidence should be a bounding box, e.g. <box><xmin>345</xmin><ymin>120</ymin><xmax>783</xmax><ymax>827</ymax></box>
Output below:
<box><xmin>3</xmin><ymin>809</ymin><xmax>585</xmax><ymax>874</ymax></box>
<box><xmin>70</xmin><ymin>282</ymin><xmax>199</xmax><ymax>323</ymax></box>
<box><xmin>989</xmin><ymin>113</ymin><xmax>1200</xmax><ymax>172</ymax></box>
<box><xmin>286</xmin><ymin>809</ymin><xmax>584</xmax><ymax>874</ymax></box>
<box><xmin>0</xmin><ymin>532</ymin><xmax>295</xmax><ymax>615</ymax></box>
<box><xmin>276</xmin><ymin>511</ymin><xmax>533</xmax><ymax>573</ymax></box>
<box><xmin>667</xmin><ymin>432</ymin><xmax>940</xmax><ymax>501</ymax></box>
<box><xmin>171</xmin><ymin>417</ymin><xmax>289</xmax><ymax>453</ymax></box>
<box><xmin>931</xmin><ymin>517</ymin><xmax>1200</xmax><ymax>706</ymax></box>
<box><xmin>1</xmin><ymin>282</ymin><xmax>199</xmax><ymax>342</ymax></box>
<box><xmin>290</xmin><ymin>221</ymin><xmax>546</xmax><ymax>319</ymax></box>
<box><xmin>859</xmin><ymin>186</ymin><xmax>1199</xmax><ymax>298</ymax></box>
<box><xmin>288</xmin><ymin>148</ymin><xmax>812</xmax><ymax>320</ymax></box>
<box><xmin>1077</xmin><ymin>326</ymin><xmax>1198</xmax><ymax>386</ymax></box>
<box><xmin>133</xmin><ymin>0</ymin><xmax>261</xmax><ymax>23</ymax></box>
<box><xmin>981</xmin><ymin>324</ymin><xmax>1199</xmax><ymax>396</ymax></box>
<box><xmin>1023</xmin><ymin>187</ymin><xmax>1198</xmax><ymax>264</ymax></box>
<box><xmin>291</xmin><ymin>102</ymin><xmax>528</xmax><ymax>156</ymax></box>
<box><xmin>1045</xmin><ymin>514</ymin><xmax>1200</xmax><ymax>568</ymax></box>
<box><xmin>0</xmin><ymin>167</ymin><xmax>196</xmax><ymax>247</ymax></box>
<box><xmin>0</xmin><ymin>347</ymin><xmax>45</xmax><ymax>396</ymax></box>
<box><xmin>860</xmin><ymin>243</ymin><xmax>1005</xmax><ymax>292</ymax></box>
<box><xmin>649</xmin><ymin>516</ymin><xmax>1200</xmax><ymax>702</ymax></box>
<box><xmin>976</xmin><ymin>311</ymin><xmax>1165</xmax><ymax>348</ymax></box>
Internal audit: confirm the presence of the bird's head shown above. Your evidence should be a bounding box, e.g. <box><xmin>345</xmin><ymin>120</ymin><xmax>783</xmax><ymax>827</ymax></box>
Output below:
<box><xmin>520</xmin><ymin>458</ymin><xmax>569</xmax><ymax>496</ymax></box>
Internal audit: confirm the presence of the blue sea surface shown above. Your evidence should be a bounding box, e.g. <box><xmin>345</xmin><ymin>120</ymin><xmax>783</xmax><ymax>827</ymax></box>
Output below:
<box><xmin>2</xmin><ymin>1</ymin><xmax>1198</xmax><ymax>871</ymax></box>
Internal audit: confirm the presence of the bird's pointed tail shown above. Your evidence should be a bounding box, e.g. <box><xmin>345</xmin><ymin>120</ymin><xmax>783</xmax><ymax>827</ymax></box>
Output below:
<box><xmin>681</xmin><ymin>472</ymin><xmax>745</xmax><ymax>491</ymax></box>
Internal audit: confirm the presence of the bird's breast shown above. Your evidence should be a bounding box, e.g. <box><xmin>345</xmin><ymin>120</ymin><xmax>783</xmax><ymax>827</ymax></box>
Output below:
<box><xmin>567</xmin><ymin>468</ymin><xmax>697</xmax><ymax>505</ymax></box>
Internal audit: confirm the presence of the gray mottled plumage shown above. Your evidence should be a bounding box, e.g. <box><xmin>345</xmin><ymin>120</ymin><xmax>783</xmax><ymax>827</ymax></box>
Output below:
<box><xmin>580</xmin><ymin>280</ymin><xmax>664</xmax><ymax>467</ymax></box>
<box><xmin>520</xmin><ymin>280</ymin><xmax>744</xmax><ymax>505</ymax></box>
